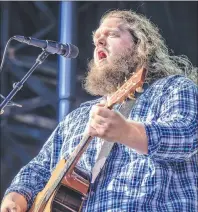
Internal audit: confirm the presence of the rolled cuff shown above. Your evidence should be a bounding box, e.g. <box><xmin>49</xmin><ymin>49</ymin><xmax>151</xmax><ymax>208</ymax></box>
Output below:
<box><xmin>144</xmin><ymin>122</ymin><xmax>197</xmax><ymax>161</ymax></box>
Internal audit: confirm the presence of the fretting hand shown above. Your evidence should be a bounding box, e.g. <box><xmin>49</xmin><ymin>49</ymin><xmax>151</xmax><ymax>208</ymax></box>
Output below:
<box><xmin>87</xmin><ymin>100</ymin><xmax>148</xmax><ymax>154</ymax></box>
<box><xmin>87</xmin><ymin>101</ymin><xmax>130</xmax><ymax>143</ymax></box>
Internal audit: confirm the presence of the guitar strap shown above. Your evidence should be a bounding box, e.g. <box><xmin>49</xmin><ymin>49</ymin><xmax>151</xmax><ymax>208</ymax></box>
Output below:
<box><xmin>91</xmin><ymin>98</ymin><xmax>136</xmax><ymax>184</ymax></box>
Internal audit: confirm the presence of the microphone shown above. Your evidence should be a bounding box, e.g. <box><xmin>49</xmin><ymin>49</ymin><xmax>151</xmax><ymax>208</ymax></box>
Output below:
<box><xmin>13</xmin><ymin>35</ymin><xmax>79</xmax><ymax>58</ymax></box>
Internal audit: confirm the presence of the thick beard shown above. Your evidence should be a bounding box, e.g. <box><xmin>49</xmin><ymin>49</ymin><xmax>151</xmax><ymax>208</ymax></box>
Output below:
<box><xmin>83</xmin><ymin>49</ymin><xmax>137</xmax><ymax>96</ymax></box>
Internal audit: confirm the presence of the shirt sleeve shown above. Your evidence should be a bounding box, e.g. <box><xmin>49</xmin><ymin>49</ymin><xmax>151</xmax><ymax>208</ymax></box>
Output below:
<box><xmin>4</xmin><ymin>120</ymin><xmax>65</xmax><ymax>210</ymax></box>
<box><xmin>144</xmin><ymin>79</ymin><xmax>198</xmax><ymax>161</ymax></box>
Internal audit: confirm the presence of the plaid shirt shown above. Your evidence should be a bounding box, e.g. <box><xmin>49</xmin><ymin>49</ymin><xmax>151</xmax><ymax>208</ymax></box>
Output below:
<box><xmin>5</xmin><ymin>75</ymin><xmax>198</xmax><ymax>211</ymax></box>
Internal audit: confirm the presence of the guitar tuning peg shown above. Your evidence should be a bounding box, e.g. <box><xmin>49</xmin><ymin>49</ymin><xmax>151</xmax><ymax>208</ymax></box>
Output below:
<box><xmin>136</xmin><ymin>87</ymin><xmax>144</xmax><ymax>93</ymax></box>
<box><xmin>122</xmin><ymin>99</ymin><xmax>126</xmax><ymax>104</ymax></box>
<box><xmin>128</xmin><ymin>93</ymin><xmax>136</xmax><ymax>100</ymax></box>
<box><xmin>117</xmin><ymin>83</ymin><xmax>121</xmax><ymax>90</ymax></box>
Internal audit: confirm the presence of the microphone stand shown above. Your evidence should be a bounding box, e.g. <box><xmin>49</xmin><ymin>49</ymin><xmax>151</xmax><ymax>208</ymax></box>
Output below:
<box><xmin>0</xmin><ymin>50</ymin><xmax>50</xmax><ymax>114</ymax></box>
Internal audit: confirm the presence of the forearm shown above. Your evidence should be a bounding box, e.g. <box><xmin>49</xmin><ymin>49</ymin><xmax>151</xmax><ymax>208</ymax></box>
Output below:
<box><xmin>119</xmin><ymin>120</ymin><xmax>148</xmax><ymax>154</ymax></box>
<box><xmin>4</xmin><ymin>162</ymin><xmax>51</xmax><ymax>210</ymax></box>
<box><xmin>3</xmin><ymin>141</ymin><xmax>53</xmax><ymax>209</ymax></box>
<box><xmin>119</xmin><ymin>118</ymin><xmax>197</xmax><ymax>160</ymax></box>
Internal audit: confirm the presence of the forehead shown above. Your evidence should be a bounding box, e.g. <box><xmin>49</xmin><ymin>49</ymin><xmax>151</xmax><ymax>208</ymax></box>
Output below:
<box><xmin>94</xmin><ymin>17</ymin><xmax>126</xmax><ymax>35</ymax></box>
<box><xmin>100</xmin><ymin>17</ymin><xmax>124</xmax><ymax>28</ymax></box>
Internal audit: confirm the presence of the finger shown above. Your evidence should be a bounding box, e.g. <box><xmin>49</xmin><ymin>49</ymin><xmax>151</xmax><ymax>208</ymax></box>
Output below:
<box><xmin>0</xmin><ymin>207</ymin><xmax>8</xmax><ymax>212</ymax></box>
<box><xmin>87</xmin><ymin>125</ymin><xmax>98</xmax><ymax>137</ymax></box>
<box><xmin>90</xmin><ymin>122</ymin><xmax>109</xmax><ymax>138</ymax></box>
<box><xmin>92</xmin><ymin>106</ymin><xmax>112</xmax><ymax>118</ymax></box>
<box><xmin>1</xmin><ymin>206</ymin><xmax>17</xmax><ymax>212</ymax></box>
<box><xmin>89</xmin><ymin>117</ymin><xmax>100</xmax><ymax>130</ymax></box>
<box><xmin>1</xmin><ymin>199</ymin><xmax>22</xmax><ymax>212</ymax></box>
<box><xmin>92</xmin><ymin>114</ymin><xmax>107</xmax><ymax>126</ymax></box>
<box><xmin>9</xmin><ymin>206</ymin><xmax>17</xmax><ymax>212</ymax></box>
<box><xmin>11</xmin><ymin>205</ymin><xmax>21</xmax><ymax>212</ymax></box>
<box><xmin>89</xmin><ymin>112</ymin><xmax>108</xmax><ymax>128</ymax></box>
<box><xmin>0</xmin><ymin>202</ymin><xmax>9</xmax><ymax>212</ymax></box>
<box><xmin>7</xmin><ymin>203</ymin><xmax>21</xmax><ymax>212</ymax></box>
<box><xmin>89</xmin><ymin>105</ymin><xmax>99</xmax><ymax>119</ymax></box>
<box><xmin>90</xmin><ymin>118</ymin><xmax>108</xmax><ymax>133</ymax></box>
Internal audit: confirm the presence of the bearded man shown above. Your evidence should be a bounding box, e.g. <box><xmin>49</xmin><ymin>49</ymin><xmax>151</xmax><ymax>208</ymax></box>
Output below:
<box><xmin>1</xmin><ymin>10</ymin><xmax>197</xmax><ymax>212</ymax></box>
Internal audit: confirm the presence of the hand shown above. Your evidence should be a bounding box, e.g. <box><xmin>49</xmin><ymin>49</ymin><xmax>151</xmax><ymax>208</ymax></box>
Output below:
<box><xmin>87</xmin><ymin>101</ymin><xmax>130</xmax><ymax>143</ymax></box>
<box><xmin>1</xmin><ymin>192</ymin><xmax>28</xmax><ymax>212</ymax></box>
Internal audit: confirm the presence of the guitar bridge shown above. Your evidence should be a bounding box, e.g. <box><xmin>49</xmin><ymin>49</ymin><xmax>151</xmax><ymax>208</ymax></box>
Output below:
<box><xmin>73</xmin><ymin>166</ymin><xmax>91</xmax><ymax>184</ymax></box>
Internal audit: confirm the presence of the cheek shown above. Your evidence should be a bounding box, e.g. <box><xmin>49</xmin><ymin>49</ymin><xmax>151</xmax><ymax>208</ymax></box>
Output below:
<box><xmin>121</xmin><ymin>39</ymin><xmax>133</xmax><ymax>48</ymax></box>
<box><xmin>110</xmin><ymin>41</ymin><xmax>130</xmax><ymax>55</ymax></box>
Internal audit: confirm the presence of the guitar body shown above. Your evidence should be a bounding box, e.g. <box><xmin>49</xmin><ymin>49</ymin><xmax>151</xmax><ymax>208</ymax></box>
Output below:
<box><xmin>29</xmin><ymin>159</ymin><xmax>90</xmax><ymax>212</ymax></box>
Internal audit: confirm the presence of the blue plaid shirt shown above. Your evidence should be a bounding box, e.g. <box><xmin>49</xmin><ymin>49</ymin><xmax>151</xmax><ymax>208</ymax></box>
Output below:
<box><xmin>5</xmin><ymin>75</ymin><xmax>198</xmax><ymax>211</ymax></box>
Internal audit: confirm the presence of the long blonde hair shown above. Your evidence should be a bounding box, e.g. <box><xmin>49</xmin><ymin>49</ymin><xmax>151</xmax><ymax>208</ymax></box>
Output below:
<box><xmin>100</xmin><ymin>10</ymin><xmax>197</xmax><ymax>84</ymax></box>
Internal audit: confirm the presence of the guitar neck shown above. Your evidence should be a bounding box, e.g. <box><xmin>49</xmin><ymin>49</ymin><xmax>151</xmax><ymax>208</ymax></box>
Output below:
<box><xmin>64</xmin><ymin>132</ymin><xmax>92</xmax><ymax>175</ymax></box>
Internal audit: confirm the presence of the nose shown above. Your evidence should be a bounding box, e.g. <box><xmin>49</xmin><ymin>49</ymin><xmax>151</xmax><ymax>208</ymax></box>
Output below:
<box><xmin>96</xmin><ymin>35</ymin><xmax>106</xmax><ymax>47</ymax></box>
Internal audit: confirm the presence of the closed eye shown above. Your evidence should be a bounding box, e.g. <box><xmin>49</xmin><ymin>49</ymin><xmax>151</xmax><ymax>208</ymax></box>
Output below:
<box><xmin>109</xmin><ymin>31</ymin><xmax>119</xmax><ymax>37</ymax></box>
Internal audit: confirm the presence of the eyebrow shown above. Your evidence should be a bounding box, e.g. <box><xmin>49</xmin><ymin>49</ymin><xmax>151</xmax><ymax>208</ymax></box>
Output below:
<box><xmin>92</xmin><ymin>26</ymin><xmax>123</xmax><ymax>39</ymax></box>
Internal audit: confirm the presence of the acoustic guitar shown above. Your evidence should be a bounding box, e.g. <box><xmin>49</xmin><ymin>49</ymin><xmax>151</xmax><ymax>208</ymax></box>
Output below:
<box><xmin>29</xmin><ymin>67</ymin><xmax>146</xmax><ymax>212</ymax></box>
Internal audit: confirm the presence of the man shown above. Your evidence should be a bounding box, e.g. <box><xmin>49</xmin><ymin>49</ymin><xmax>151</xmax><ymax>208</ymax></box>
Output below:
<box><xmin>1</xmin><ymin>10</ymin><xmax>197</xmax><ymax>212</ymax></box>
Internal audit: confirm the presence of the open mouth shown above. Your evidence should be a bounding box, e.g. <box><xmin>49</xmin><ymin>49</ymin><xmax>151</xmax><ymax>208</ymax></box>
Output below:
<box><xmin>98</xmin><ymin>51</ymin><xmax>107</xmax><ymax>61</ymax></box>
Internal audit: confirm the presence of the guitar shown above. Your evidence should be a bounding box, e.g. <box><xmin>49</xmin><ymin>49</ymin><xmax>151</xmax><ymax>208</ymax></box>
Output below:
<box><xmin>29</xmin><ymin>67</ymin><xmax>147</xmax><ymax>212</ymax></box>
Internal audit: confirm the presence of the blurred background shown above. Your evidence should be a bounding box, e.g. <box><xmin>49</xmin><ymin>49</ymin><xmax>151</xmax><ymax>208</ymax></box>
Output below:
<box><xmin>0</xmin><ymin>1</ymin><xmax>197</xmax><ymax>200</ymax></box>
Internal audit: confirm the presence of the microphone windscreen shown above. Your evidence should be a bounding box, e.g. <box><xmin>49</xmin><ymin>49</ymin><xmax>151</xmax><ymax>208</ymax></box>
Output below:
<box><xmin>66</xmin><ymin>43</ymin><xmax>79</xmax><ymax>58</ymax></box>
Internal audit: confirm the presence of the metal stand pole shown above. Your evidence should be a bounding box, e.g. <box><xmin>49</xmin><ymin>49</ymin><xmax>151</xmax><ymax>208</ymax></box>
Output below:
<box><xmin>0</xmin><ymin>50</ymin><xmax>50</xmax><ymax>114</ymax></box>
<box><xmin>58</xmin><ymin>1</ymin><xmax>77</xmax><ymax>121</ymax></box>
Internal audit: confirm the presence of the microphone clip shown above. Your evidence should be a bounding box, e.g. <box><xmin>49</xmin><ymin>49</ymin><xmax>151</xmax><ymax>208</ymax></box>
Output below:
<box><xmin>0</xmin><ymin>94</ymin><xmax>22</xmax><ymax>115</ymax></box>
